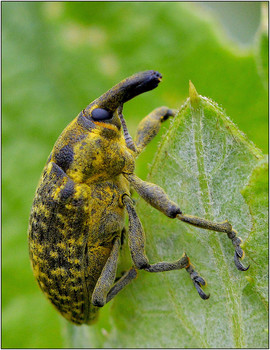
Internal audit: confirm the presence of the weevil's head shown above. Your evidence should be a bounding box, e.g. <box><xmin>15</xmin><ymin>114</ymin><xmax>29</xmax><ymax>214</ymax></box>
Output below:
<box><xmin>80</xmin><ymin>70</ymin><xmax>162</xmax><ymax>136</ymax></box>
<box><xmin>51</xmin><ymin>71</ymin><xmax>162</xmax><ymax>183</ymax></box>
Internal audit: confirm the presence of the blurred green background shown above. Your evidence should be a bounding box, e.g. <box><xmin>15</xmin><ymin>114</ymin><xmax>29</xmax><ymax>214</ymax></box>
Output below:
<box><xmin>2</xmin><ymin>2</ymin><xmax>268</xmax><ymax>348</ymax></box>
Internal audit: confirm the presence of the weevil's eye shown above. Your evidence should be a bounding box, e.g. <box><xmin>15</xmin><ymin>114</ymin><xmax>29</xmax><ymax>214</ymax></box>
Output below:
<box><xmin>91</xmin><ymin>108</ymin><xmax>112</xmax><ymax>121</ymax></box>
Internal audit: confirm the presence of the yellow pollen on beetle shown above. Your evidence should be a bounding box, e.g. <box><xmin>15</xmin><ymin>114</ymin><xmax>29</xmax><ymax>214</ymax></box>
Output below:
<box><xmin>50</xmin><ymin>251</ymin><xmax>58</xmax><ymax>258</ymax></box>
<box><xmin>57</xmin><ymin>242</ymin><xmax>66</xmax><ymax>250</ymax></box>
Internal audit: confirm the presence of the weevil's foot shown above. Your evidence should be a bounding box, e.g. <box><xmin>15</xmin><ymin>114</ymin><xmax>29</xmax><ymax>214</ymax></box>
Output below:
<box><xmin>229</xmin><ymin>234</ymin><xmax>250</xmax><ymax>271</ymax></box>
<box><xmin>234</xmin><ymin>249</ymin><xmax>250</xmax><ymax>271</ymax></box>
<box><xmin>186</xmin><ymin>264</ymin><xmax>210</xmax><ymax>300</ymax></box>
<box><xmin>193</xmin><ymin>277</ymin><xmax>210</xmax><ymax>300</ymax></box>
<box><xmin>163</xmin><ymin>108</ymin><xmax>178</xmax><ymax>120</ymax></box>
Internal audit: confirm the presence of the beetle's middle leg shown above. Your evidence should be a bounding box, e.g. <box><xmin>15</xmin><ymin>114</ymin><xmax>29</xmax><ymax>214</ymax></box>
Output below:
<box><xmin>123</xmin><ymin>173</ymin><xmax>249</xmax><ymax>271</ymax></box>
<box><xmin>122</xmin><ymin>195</ymin><xmax>209</xmax><ymax>300</ymax></box>
<box><xmin>91</xmin><ymin>237</ymin><xmax>137</xmax><ymax>307</ymax></box>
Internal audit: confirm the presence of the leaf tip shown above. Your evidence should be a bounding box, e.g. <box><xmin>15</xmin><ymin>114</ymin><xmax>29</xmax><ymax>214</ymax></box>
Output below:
<box><xmin>189</xmin><ymin>80</ymin><xmax>200</xmax><ymax>109</ymax></box>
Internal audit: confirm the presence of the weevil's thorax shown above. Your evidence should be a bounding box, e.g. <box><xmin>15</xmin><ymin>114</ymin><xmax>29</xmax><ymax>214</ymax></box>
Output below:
<box><xmin>51</xmin><ymin>112</ymin><xmax>135</xmax><ymax>185</ymax></box>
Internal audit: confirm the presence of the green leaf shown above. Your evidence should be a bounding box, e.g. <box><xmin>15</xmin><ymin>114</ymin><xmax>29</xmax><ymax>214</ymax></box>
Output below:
<box><xmin>254</xmin><ymin>3</ymin><xmax>269</xmax><ymax>88</ymax></box>
<box><xmin>87</xmin><ymin>84</ymin><xmax>267</xmax><ymax>348</ymax></box>
<box><xmin>242</xmin><ymin>156</ymin><xmax>268</xmax><ymax>305</ymax></box>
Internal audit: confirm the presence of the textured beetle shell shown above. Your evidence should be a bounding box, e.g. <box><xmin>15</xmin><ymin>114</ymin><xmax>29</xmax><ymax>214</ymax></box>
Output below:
<box><xmin>28</xmin><ymin>112</ymin><xmax>132</xmax><ymax>324</ymax></box>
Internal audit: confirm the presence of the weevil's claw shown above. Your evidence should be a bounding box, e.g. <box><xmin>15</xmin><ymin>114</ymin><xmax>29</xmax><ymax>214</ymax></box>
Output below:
<box><xmin>186</xmin><ymin>264</ymin><xmax>210</xmax><ymax>300</ymax></box>
<box><xmin>235</xmin><ymin>245</ymin><xmax>243</xmax><ymax>258</ymax></box>
<box><xmin>193</xmin><ymin>279</ymin><xmax>210</xmax><ymax>300</ymax></box>
<box><xmin>230</xmin><ymin>235</ymin><xmax>249</xmax><ymax>271</ymax></box>
<box><xmin>234</xmin><ymin>251</ymin><xmax>250</xmax><ymax>271</ymax></box>
<box><xmin>194</xmin><ymin>275</ymin><xmax>206</xmax><ymax>286</ymax></box>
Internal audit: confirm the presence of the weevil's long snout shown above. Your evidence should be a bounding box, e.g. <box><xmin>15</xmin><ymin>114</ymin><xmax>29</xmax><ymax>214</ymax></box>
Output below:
<box><xmin>86</xmin><ymin>70</ymin><xmax>162</xmax><ymax>113</ymax></box>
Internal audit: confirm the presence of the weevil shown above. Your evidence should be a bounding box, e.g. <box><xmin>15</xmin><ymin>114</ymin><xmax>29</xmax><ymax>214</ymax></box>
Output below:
<box><xmin>28</xmin><ymin>70</ymin><xmax>249</xmax><ymax>325</ymax></box>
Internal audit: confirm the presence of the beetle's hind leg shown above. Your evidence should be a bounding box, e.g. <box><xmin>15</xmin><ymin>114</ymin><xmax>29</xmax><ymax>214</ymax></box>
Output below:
<box><xmin>91</xmin><ymin>237</ymin><xmax>137</xmax><ymax>307</ymax></box>
<box><xmin>134</xmin><ymin>107</ymin><xmax>177</xmax><ymax>153</ymax></box>
<box><xmin>122</xmin><ymin>194</ymin><xmax>209</xmax><ymax>300</ymax></box>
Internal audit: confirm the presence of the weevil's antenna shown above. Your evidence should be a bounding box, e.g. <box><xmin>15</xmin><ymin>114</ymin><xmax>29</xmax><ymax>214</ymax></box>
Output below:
<box><xmin>118</xmin><ymin>105</ymin><xmax>138</xmax><ymax>153</ymax></box>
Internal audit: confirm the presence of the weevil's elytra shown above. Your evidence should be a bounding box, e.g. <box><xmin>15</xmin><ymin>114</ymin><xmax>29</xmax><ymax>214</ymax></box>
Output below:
<box><xmin>28</xmin><ymin>70</ymin><xmax>249</xmax><ymax>325</ymax></box>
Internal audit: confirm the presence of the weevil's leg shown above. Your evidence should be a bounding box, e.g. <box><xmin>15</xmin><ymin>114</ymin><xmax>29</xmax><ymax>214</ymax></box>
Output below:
<box><xmin>134</xmin><ymin>107</ymin><xmax>177</xmax><ymax>153</ymax></box>
<box><xmin>123</xmin><ymin>173</ymin><xmax>249</xmax><ymax>271</ymax></box>
<box><xmin>91</xmin><ymin>237</ymin><xmax>137</xmax><ymax>307</ymax></box>
<box><xmin>185</xmin><ymin>263</ymin><xmax>210</xmax><ymax>300</ymax></box>
<box><xmin>92</xmin><ymin>267</ymin><xmax>137</xmax><ymax>307</ymax></box>
<box><xmin>122</xmin><ymin>194</ymin><xmax>209</xmax><ymax>300</ymax></box>
<box><xmin>106</xmin><ymin>268</ymin><xmax>137</xmax><ymax>303</ymax></box>
<box><xmin>91</xmin><ymin>237</ymin><xmax>121</xmax><ymax>307</ymax></box>
<box><xmin>176</xmin><ymin>214</ymin><xmax>249</xmax><ymax>271</ymax></box>
<box><xmin>118</xmin><ymin>105</ymin><xmax>138</xmax><ymax>153</ymax></box>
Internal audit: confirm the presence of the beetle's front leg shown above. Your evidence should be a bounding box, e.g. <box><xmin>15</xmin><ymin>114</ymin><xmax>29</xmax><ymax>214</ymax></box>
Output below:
<box><xmin>91</xmin><ymin>237</ymin><xmax>137</xmax><ymax>307</ymax></box>
<box><xmin>134</xmin><ymin>107</ymin><xmax>177</xmax><ymax>153</ymax></box>
<box><xmin>123</xmin><ymin>173</ymin><xmax>249</xmax><ymax>271</ymax></box>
